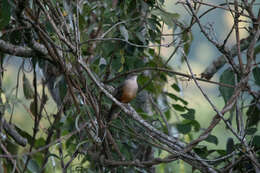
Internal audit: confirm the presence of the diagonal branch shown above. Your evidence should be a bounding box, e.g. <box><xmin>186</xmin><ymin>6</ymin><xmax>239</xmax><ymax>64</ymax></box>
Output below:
<box><xmin>0</xmin><ymin>39</ymin><xmax>48</xmax><ymax>58</ymax></box>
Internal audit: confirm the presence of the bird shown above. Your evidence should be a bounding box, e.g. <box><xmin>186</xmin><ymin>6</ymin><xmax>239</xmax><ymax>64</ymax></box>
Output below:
<box><xmin>106</xmin><ymin>73</ymin><xmax>139</xmax><ymax>122</ymax></box>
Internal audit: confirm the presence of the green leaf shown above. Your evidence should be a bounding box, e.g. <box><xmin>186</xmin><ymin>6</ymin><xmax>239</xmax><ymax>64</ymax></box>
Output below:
<box><xmin>253</xmin><ymin>67</ymin><xmax>260</xmax><ymax>86</ymax></box>
<box><xmin>245</xmin><ymin>128</ymin><xmax>257</xmax><ymax>135</ymax></box>
<box><xmin>172</xmin><ymin>104</ymin><xmax>186</xmax><ymax>112</ymax></box>
<box><xmin>219</xmin><ymin>68</ymin><xmax>235</xmax><ymax>103</ymax></box>
<box><xmin>166</xmin><ymin>92</ymin><xmax>178</xmax><ymax>100</ymax></box>
<box><xmin>35</xmin><ymin>137</ymin><xmax>45</xmax><ymax>149</ymax></box>
<box><xmin>216</xmin><ymin>149</ymin><xmax>226</xmax><ymax>155</ymax></box>
<box><xmin>182</xmin><ymin>31</ymin><xmax>193</xmax><ymax>55</ymax></box>
<box><xmin>119</xmin><ymin>25</ymin><xmax>129</xmax><ymax>41</ymax></box>
<box><xmin>171</xmin><ymin>83</ymin><xmax>180</xmax><ymax>92</ymax></box>
<box><xmin>159</xmin><ymin>73</ymin><xmax>167</xmax><ymax>82</ymax></box>
<box><xmin>23</xmin><ymin>74</ymin><xmax>34</xmax><ymax>100</ymax></box>
<box><xmin>246</xmin><ymin>101</ymin><xmax>260</xmax><ymax>127</ymax></box>
<box><xmin>30</xmin><ymin>101</ymin><xmax>37</xmax><ymax>117</ymax></box>
<box><xmin>252</xmin><ymin>135</ymin><xmax>260</xmax><ymax>147</ymax></box>
<box><xmin>164</xmin><ymin>109</ymin><xmax>171</xmax><ymax>121</ymax></box>
<box><xmin>205</xmin><ymin>135</ymin><xmax>218</xmax><ymax>145</ymax></box>
<box><xmin>23</xmin><ymin>156</ymin><xmax>40</xmax><ymax>173</ymax></box>
<box><xmin>226</xmin><ymin>138</ymin><xmax>234</xmax><ymax>154</ymax></box>
<box><xmin>58</xmin><ymin>77</ymin><xmax>67</xmax><ymax>101</ymax></box>
<box><xmin>194</xmin><ymin>146</ymin><xmax>208</xmax><ymax>157</ymax></box>
<box><xmin>191</xmin><ymin>120</ymin><xmax>200</xmax><ymax>132</ymax></box>
<box><xmin>180</xmin><ymin>109</ymin><xmax>195</xmax><ymax>120</ymax></box>
<box><xmin>0</xmin><ymin>0</ymin><xmax>11</xmax><ymax>29</ymax></box>
<box><xmin>254</xmin><ymin>44</ymin><xmax>260</xmax><ymax>56</ymax></box>
<box><xmin>176</xmin><ymin>121</ymin><xmax>191</xmax><ymax>134</ymax></box>
<box><xmin>166</xmin><ymin>92</ymin><xmax>188</xmax><ymax>105</ymax></box>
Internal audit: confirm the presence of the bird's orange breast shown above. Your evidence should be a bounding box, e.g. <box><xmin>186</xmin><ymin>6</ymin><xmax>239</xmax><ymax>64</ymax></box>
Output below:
<box><xmin>120</xmin><ymin>83</ymin><xmax>138</xmax><ymax>103</ymax></box>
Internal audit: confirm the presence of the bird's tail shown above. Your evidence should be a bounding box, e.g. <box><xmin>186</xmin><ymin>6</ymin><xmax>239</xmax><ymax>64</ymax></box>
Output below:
<box><xmin>106</xmin><ymin>104</ymin><xmax>119</xmax><ymax>122</ymax></box>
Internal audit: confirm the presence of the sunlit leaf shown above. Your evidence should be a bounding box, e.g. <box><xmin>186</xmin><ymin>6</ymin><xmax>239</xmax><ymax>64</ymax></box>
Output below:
<box><xmin>191</xmin><ymin>120</ymin><xmax>200</xmax><ymax>131</ymax></box>
<box><xmin>164</xmin><ymin>109</ymin><xmax>171</xmax><ymax>120</ymax></box>
<box><xmin>35</xmin><ymin>137</ymin><xmax>45</xmax><ymax>149</ymax></box>
<box><xmin>182</xmin><ymin>31</ymin><xmax>193</xmax><ymax>55</ymax></box>
<box><xmin>205</xmin><ymin>135</ymin><xmax>218</xmax><ymax>145</ymax></box>
<box><xmin>171</xmin><ymin>83</ymin><xmax>180</xmax><ymax>92</ymax></box>
<box><xmin>166</xmin><ymin>92</ymin><xmax>188</xmax><ymax>105</ymax></box>
<box><xmin>180</xmin><ymin>109</ymin><xmax>195</xmax><ymax>120</ymax></box>
<box><xmin>172</xmin><ymin>104</ymin><xmax>185</xmax><ymax>112</ymax></box>
<box><xmin>176</xmin><ymin>120</ymin><xmax>191</xmax><ymax>134</ymax></box>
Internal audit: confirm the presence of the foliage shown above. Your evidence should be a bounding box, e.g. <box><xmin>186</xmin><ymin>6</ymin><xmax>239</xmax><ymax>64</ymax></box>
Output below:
<box><xmin>0</xmin><ymin>0</ymin><xmax>259</xmax><ymax>173</ymax></box>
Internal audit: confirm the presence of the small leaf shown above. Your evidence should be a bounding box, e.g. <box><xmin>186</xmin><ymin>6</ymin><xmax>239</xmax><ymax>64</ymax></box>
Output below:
<box><xmin>226</xmin><ymin>138</ymin><xmax>234</xmax><ymax>154</ymax></box>
<box><xmin>171</xmin><ymin>83</ymin><xmax>180</xmax><ymax>92</ymax></box>
<box><xmin>1</xmin><ymin>93</ymin><xmax>6</xmax><ymax>104</ymax></box>
<box><xmin>35</xmin><ymin>137</ymin><xmax>45</xmax><ymax>149</ymax></box>
<box><xmin>23</xmin><ymin>156</ymin><xmax>40</xmax><ymax>173</ymax></box>
<box><xmin>246</xmin><ymin>101</ymin><xmax>260</xmax><ymax>127</ymax></box>
<box><xmin>194</xmin><ymin>146</ymin><xmax>208</xmax><ymax>157</ymax></box>
<box><xmin>0</xmin><ymin>0</ymin><xmax>11</xmax><ymax>29</ymax></box>
<box><xmin>120</xmin><ymin>55</ymin><xmax>125</xmax><ymax>64</ymax></box>
<box><xmin>205</xmin><ymin>135</ymin><xmax>218</xmax><ymax>145</ymax></box>
<box><xmin>191</xmin><ymin>120</ymin><xmax>200</xmax><ymax>131</ymax></box>
<box><xmin>245</xmin><ymin>128</ymin><xmax>257</xmax><ymax>135</ymax></box>
<box><xmin>252</xmin><ymin>135</ymin><xmax>260</xmax><ymax>147</ymax></box>
<box><xmin>59</xmin><ymin>78</ymin><xmax>67</xmax><ymax>101</ymax></box>
<box><xmin>23</xmin><ymin>74</ymin><xmax>34</xmax><ymax>100</ymax></box>
<box><xmin>159</xmin><ymin>73</ymin><xmax>167</xmax><ymax>82</ymax></box>
<box><xmin>166</xmin><ymin>92</ymin><xmax>178</xmax><ymax>100</ymax></box>
<box><xmin>176</xmin><ymin>121</ymin><xmax>191</xmax><ymax>134</ymax></box>
<box><xmin>216</xmin><ymin>149</ymin><xmax>226</xmax><ymax>155</ymax></box>
<box><xmin>164</xmin><ymin>109</ymin><xmax>171</xmax><ymax>121</ymax></box>
<box><xmin>253</xmin><ymin>67</ymin><xmax>260</xmax><ymax>86</ymax></box>
<box><xmin>180</xmin><ymin>109</ymin><xmax>195</xmax><ymax>120</ymax></box>
<box><xmin>219</xmin><ymin>68</ymin><xmax>235</xmax><ymax>104</ymax></box>
<box><xmin>182</xmin><ymin>31</ymin><xmax>193</xmax><ymax>55</ymax></box>
<box><xmin>119</xmin><ymin>25</ymin><xmax>129</xmax><ymax>41</ymax></box>
<box><xmin>172</xmin><ymin>104</ymin><xmax>186</xmax><ymax>112</ymax></box>
<box><xmin>30</xmin><ymin>100</ymin><xmax>37</xmax><ymax>117</ymax></box>
<box><xmin>166</xmin><ymin>93</ymin><xmax>188</xmax><ymax>105</ymax></box>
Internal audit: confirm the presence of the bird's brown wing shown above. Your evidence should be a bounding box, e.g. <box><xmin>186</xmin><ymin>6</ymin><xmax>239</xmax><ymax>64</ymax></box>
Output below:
<box><xmin>113</xmin><ymin>82</ymin><xmax>124</xmax><ymax>100</ymax></box>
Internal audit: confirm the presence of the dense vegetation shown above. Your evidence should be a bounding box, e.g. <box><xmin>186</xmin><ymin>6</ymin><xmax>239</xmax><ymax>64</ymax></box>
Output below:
<box><xmin>0</xmin><ymin>0</ymin><xmax>259</xmax><ymax>172</ymax></box>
